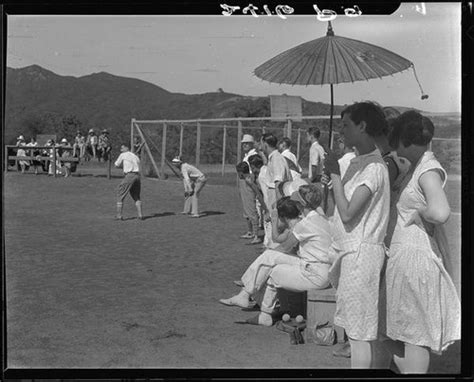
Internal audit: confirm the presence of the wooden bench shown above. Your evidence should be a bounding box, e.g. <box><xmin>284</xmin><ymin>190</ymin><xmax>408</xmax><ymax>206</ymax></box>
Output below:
<box><xmin>8</xmin><ymin>155</ymin><xmax>79</xmax><ymax>163</ymax></box>
<box><xmin>304</xmin><ymin>287</ymin><xmax>345</xmax><ymax>344</ymax></box>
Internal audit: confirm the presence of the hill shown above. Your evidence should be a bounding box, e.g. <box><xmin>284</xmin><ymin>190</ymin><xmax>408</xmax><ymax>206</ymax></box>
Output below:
<box><xmin>5</xmin><ymin>65</ymin><xmax>349</xmax><ymax>146</ymax></box>
<box><xmin>5</xmin><ymin>65</ymin><xmax>460</xmax><ymax>169</ymax></box>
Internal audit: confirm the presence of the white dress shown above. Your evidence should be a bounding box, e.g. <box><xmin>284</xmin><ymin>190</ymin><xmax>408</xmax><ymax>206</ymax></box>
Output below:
<box><xmin>385</xmin><ymin>151</ymin><xmax>460</xmax><ymax>354</ymax></box>
<box><xmin>328</xmin><ymin>149</ymin><xmax>390</xmax><ymax>341</ymax></box>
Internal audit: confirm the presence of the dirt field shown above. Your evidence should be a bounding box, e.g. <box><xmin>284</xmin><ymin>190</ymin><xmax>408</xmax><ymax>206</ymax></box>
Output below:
<box><xmin>4</xmin><ymin>163</ymin><xmax>461</xmax><ymax>373</ymax></box>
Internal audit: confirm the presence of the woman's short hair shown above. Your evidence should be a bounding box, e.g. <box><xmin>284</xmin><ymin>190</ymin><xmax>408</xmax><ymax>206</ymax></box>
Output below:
<box><xmin>261</xmin><ymin>133</ymin><xmax>278</xmax><ymax>148</ymax></box>
<box><xmin>276</xmin><ymin>197</ymin><xmax>302</xmax><ymax>220</ymax></box>
<box><xmin>388</xmin><ymin>110</ymin><xmax>435</xmax><ymax>148</ymax></box>
<box><xmin>248</xmin><ymin>154</ymin><xmax>264</xmax><ymax>169</ymax></box>
<box><xmin>279</xmin><ymin>137</ymin><xmax>292</xmax><ymax>148</ymax></box>
<box><xmin>341</xmin><ymin>101</ymin><xmax>388</xmax><ymax>138</ymax></box>
<box><xmin>236</xmin><ymin>161</ymin><xmax>250</xmax><ymax>174</ymax></box>
<box><xmin>297</xmin><ymin>183</ymin><xmax>323</xmax><ymax>210</ymax></box>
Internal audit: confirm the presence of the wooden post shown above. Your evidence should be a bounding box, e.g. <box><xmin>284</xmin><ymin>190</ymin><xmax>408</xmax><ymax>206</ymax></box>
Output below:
<box><xmin>107</xmin><ymin>150</ymin><xmax>112</xmax><ymax>179</ymax></box>
<box><xmin>4</xmin><ymin>146</ymin><xmax>9</xmax><ymax>173</ymax></box>
<box><xmin>221</xmin><ymin>126</ymin><xmax>227</xmax><ymax>176</ymax></box>
<box><xmin>287</xmin><ymin>119</ymin><xmax>292</xmax><ymax>138</ymax></box>
<box><xmin>52</xmin><ymin>146</ymin><xmax>57</xmax><ymax>178</ymax></box>
<box><xmin>161</xmin><ymin>122</ymin><xmax>167</xmax><ymax>176</ymax></box>
<box><xmin>196</xmin><ymin>121</ymin><xmax>201</xmax><ymax>166</ymax></box>
<box><xmin>179</xmin><ymin>123</ymin><xmax>184</xmax><ymax>157</ymax></box>
<box><xmin>297</xmin><ymin>128</ymin><xmax>301</xmax><ymax>162</ymax></box>
<box><xmin>237</xmin><ymin>120</ymin><xmax>242</xmax><ymax>163</ymax></box>
<box><xmin>131</xmin><ymin>119</ymin><xmax>135</xmax><ymax>152</ymax></box>
<box><xmin>135</xmin><ymin>123</ymin><xmax>161</xmax><ymax>179</ymax></box>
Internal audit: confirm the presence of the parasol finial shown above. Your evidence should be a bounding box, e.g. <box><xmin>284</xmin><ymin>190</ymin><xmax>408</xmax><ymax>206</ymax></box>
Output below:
<box><xmin>326</xmin><ymin>21</ymin><xmax>334</xmax><ymax>36</ymax></box>
<box><xmin>411</xmin><ymin>63</ymin><xmax>429</xmax><ymax>100</ymax></box>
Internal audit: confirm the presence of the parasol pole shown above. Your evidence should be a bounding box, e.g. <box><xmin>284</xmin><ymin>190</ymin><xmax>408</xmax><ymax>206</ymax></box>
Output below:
<box><xmin>329</xmin><ymin>84</ymin><xmax>334</xmax><ymax>150</ymax></box>
<box><xmin>324</xmin><ymin>83</ymin><xmax>334</xmax><ymax>214</ymax></box>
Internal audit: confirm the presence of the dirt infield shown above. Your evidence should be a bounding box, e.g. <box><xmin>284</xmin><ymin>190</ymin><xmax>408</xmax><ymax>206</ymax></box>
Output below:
<box><xmin>4</xmin><ymin>167</ymin><xmax>461</xmax><ymax>373</ymax></box>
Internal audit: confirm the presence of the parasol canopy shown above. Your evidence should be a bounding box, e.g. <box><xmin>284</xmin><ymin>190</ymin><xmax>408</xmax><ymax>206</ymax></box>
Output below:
<box><xmin>254</xmin><ymin>21</ymin><xmax>427</xmax><ymax>146</ymax></box>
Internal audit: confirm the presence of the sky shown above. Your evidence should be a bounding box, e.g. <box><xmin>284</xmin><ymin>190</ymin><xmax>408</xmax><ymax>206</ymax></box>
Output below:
<box><xmin>6</xmin><ymin>2</ymin><xmax>461</xmax><ymax>113</ymax></box>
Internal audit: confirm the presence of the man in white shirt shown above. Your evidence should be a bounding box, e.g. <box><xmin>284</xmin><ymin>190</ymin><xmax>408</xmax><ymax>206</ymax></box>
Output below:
<box><xmin>307</xmin><ymin>127</ymin><xmax>326</xmax><ymax>183</ymax></box>
<box><xmin>239</xmin><ymin>134</ymin><xmax>260</xmax><ymax>242</ymax></box>
<box><xmin>260</xmin><ymin>133</ymin><xmax>292</xmax><ymax>211</ymax></box>
<box><xmin>172</xmin><ymin>157</ymin><xmax>207</xmax><ymax>218</ymax></box>
<box><xmin>114</xmin><ymin>143</ymin><xmax>143</xmax><ymax>220</ymax></box>
<box><xmin>278</xmin><ymin>137</ymin><xmax>302</xmax><ymax>180</ymax></box>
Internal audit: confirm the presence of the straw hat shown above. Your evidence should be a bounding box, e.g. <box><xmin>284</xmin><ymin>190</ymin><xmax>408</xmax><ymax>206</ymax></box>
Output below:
<box><xmin>241</xmin><ymin>134</ymin><xmax>255</xmax><ymax>144</ymax></box>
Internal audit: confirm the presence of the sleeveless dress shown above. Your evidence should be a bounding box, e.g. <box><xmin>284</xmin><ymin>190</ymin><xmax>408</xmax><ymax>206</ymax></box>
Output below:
<box><xmin>385</xmin><ymin>151</ymin><xmax>460</xmax><ymax>354</ymax></box>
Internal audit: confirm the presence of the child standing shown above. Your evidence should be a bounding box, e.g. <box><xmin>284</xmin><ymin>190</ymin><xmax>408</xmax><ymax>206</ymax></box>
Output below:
<box><xmin>172</xmin><ymin>157</ymin><xmax>207</xmax><ymax>218</ymax></box>
<box><xmin>324</xmin><ymin>101</ymin><xmax>390</xmax><ymax>369</ymax></box>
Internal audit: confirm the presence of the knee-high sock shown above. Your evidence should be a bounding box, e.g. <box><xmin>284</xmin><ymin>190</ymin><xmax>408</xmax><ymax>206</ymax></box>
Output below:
<box><xmin>135</xmin><ymin>200</ymin><xmax>143</xmax><ymax>218</ymax></box>
<box><xmin>116</xmin><ymin>202</ymin><xmax>123</xmax><ymax>218</ymax></box>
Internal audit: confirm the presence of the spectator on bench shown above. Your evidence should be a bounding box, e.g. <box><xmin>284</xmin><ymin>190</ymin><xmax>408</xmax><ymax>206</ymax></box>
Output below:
<box><xmin>220</xmin><ymin>183</ymin><xmax>332</xmax><ymax>327</ymax></box>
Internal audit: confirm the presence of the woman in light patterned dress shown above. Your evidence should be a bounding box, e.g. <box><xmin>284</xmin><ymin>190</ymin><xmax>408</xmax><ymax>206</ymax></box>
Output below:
<box><xmin>382</xmin><ymin>111</ymin><xmax>460</xmax><ymax>373</ymax></box>
<box><xmin>324</xmin><ymin>101</ymin><xmax>390</xmax><ymax>368</ymax></box>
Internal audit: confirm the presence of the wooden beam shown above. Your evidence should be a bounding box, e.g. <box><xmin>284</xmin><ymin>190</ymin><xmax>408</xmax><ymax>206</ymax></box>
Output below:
<box><xmin>179</xmin><ymin>123</ymin><xmax>184</xmax><ymax>157</ymax></box>
<box><xmin>196</xmin><ymin>121</ymin><xmax>201</xmax><ymax>166</ymax></box>
<box><xmin>296</xmin><ymin>128</ymin><xmax>301</xmax><ymax>162</ymax></box>
<box><xmin>131</xmin><ymin>118</ymin><xmax>135</xmax><ymax>153</ymax></box>
<box><xmin>52</xmin><ymin>147</ymin><xmax>57</xmax><ymax>178</ymax></box>
<box><xmin>221</xmin><ymin>126</ymin><xmax>227</xmax><ymax>176</ymax></box>
<box><xmin>237</xmin><ymin>120</ymin><xmax>242</xmax><ymax>163</ymax></box>
<box><xmin>161</xmin><ymin>122</ymin><xmax>167</xmax><ymax>175</ymax></box>
<box><xmin>134</xmin><ymin>123</ymin><xmax>161</xmax><ymax>179</ymax></box>
<box><xmin>287</xmin><ymin>119</ymin><xmax>292</xmax><ymax>138</ymax></box>
<box><xmin>133</xmin><ymin>115</ymin><xmax>339</xmax><ymax>124</ymax></box>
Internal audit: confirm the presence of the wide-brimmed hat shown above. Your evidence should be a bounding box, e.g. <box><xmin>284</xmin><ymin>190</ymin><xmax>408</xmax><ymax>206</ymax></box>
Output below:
<box><xmin>17</xmin><ymin>135</ymin><xmax>25</xmax><ymax>141</ymax></box>
<box><xmin>241</xmin><ymin>134</ymin><xmax>255</xmax><ymax>144</ymax></box>
<box><xmin>102</xmin><ymin>129</ymin><xmax>109</xmax><ymax>134</ymax></box>
<box><xmin>61</xmin><ymin>138</ymin><xmax>68</xmax><ymax>143</ymax></box>
<box><xmin>171</xmin><ymin>157</ymin><xmax>182</xmax><ymax>164</ymax></box>
<box><xmin>88</xmin><ymin>129</ymin><xmax>95</xmax><ymax>133</ymax></box>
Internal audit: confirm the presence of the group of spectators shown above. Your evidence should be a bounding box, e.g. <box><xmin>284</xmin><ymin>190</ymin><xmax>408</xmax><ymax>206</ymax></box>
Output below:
<box><xmin>74</xmin><ymin>128</ymin><xmax>112</xmax><ymax>162</ymax></box>
<box><xmin>12</xmin><ymin>128</ymin><xmax>112</xmax><ymax>176</ymax></box>
<box><xmin>219</xmin><ymin>101</ymin><xmax>460</xmax><ymax>373</ymax></box>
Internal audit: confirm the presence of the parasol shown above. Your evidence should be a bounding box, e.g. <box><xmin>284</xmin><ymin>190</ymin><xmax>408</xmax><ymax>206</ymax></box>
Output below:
<box><xmin>254</xmin><ymin>21</ymin><xmax>428</xmax><ymax>147</ymax></box>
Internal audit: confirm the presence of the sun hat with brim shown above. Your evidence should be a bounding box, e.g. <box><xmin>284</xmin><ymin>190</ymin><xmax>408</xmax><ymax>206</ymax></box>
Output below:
<box><xmin>241</xmin><ymin>134</ymin><xmax>255</xmax><ymax>144</ymax></box>
<box><xmin>171</xmin><ymin>157</ymin><xmax>182</xmax><ymax>164</ymax></box>
<box><xmin>17</xmin><ymin>135</ymin><xmax>25</xmax><ymax>141</ymax></box>
<box><xmin>88</xmin><ymin>129</ymin><xmax>95</xmax><ymax>133</ymax></box>
<box><xmin>61</xmin><ymin>138</ymin><xmax>68</xmax><ymax>143</ymax></box>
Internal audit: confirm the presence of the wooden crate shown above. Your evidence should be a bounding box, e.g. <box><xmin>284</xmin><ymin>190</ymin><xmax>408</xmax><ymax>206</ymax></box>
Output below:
<box><xmin>304</xmin><ymin>287</ymin><xmax>345</xmax><ymax>344</ymax></box>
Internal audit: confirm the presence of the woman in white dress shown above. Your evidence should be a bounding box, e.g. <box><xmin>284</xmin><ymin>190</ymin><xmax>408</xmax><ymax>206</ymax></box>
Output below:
<box><xmin>383</xmin><ymin>110</ymin><xmax>460</xmax><ymax>373</ymax></box>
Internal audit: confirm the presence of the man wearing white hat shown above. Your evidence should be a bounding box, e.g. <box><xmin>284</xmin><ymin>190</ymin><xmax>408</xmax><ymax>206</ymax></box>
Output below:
<box><xmin>239</xmin><ymin>134</ymin><xmax>261</xmax><ymax>244</ymax></box>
